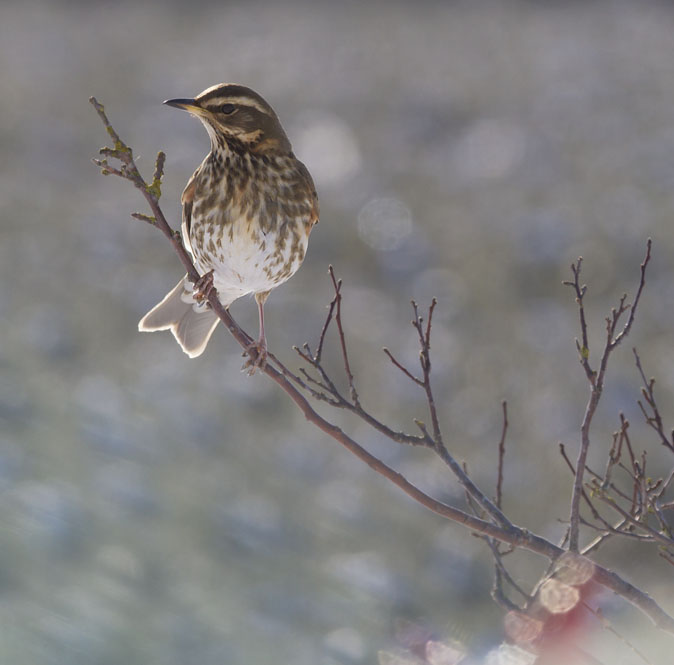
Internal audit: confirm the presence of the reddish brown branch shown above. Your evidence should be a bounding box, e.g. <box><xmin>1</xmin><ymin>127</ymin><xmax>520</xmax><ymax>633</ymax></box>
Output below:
<box><xmin>290</xmin><ymin>275</ymin><xmax>432</xmax><ymax>447</ymax></box>
<box><xmin>314</xmin><ymin>268</ymin><xmax>338</xmax><ymax>363</ymax></box>
<box><xmin>329</xmin><ymin>266</ymin><xmax>360</xmax><ymax>406</ymax></box>
<box><xmin>389</xmin><ymin>298</ymin><xmax>514</xmax><ymax>527</ymax></box>
<box><xmin>90</xmin><ymin>98</ymin><xmax>674</xmax><ymax>637</ymax></box>
<box><xmin>496</xmin><ymin>400</ymin><xmax>508</xmax><ymax>510</ymax></box>
<box><xmin>383</xmin><ymin>347</ymin><xmax>424</xmax><ymax>386</ymax></box>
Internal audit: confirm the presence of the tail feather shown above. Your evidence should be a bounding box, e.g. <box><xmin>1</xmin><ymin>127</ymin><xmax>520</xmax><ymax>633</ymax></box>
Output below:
<box><xmin>138</xmin><ymin>276</ymin><xmax>220</xmax><ymax>358</ymax></box>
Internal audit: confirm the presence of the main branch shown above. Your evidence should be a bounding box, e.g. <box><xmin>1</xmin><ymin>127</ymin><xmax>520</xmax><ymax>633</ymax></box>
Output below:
<box><xmin>90</xmin><ymin>98</ymin><xmax>674</xmax><ymax>637</ymax></box>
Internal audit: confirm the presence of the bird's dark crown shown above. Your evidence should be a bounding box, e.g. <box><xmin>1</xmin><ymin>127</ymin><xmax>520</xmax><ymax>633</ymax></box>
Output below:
<box><xmin>165</xmin><ymin>83</ymin><xmax>291</xmax><ymax>154</ymax></box>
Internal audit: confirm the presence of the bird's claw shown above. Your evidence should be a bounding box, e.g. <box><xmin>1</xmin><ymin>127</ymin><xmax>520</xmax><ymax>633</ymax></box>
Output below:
<box><xmin>242</xmin><ymin>340</ymin><xmax>268</xmax><ymax>375</ymax></box>
<box><xmin>193</xmin><ymin>270</ymin><xmax>216</xmax><ymax>304</ymax></box>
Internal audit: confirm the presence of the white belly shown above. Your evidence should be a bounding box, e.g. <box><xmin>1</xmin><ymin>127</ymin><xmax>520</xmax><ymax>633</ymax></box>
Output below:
<box><xmin>191</xmin><ymin>214</ymin><xmax>307</xmax><ymax>306</ymax></box>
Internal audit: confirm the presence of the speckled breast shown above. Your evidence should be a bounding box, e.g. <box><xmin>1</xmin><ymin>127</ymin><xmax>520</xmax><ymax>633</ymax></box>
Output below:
<box><xmin>188</xmin><ymin>151</ymin><xmax>312</xmax><ymax>304</ymax></box>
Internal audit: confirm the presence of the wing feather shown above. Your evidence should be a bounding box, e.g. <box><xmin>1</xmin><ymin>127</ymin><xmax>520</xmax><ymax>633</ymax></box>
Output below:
<box><xmin>180</xmin><ymin>171</ymin><xmax>198</xmax><ymax>256</ymax></box>
<box><xmin>296</xmin><ymin>160</ymin><xmax>319</xmax><ymax>230</ymax></box>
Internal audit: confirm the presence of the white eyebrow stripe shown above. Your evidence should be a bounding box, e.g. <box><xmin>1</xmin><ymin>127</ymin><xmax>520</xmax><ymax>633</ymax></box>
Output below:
<box><xmin>198</xmin><ymin>83</ymin><xmax>225</xmax><ymax>97</ymax></box>
<box><xmin>200</xmin><ymin>96</ymin><xmax>272</xmax><ymax>116</ymax></box>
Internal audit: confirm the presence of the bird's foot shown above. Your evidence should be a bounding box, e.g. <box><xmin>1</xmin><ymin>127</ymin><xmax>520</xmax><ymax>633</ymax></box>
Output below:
<box><xmin>193</xmin><ymin>270</ymin><xmax>216</xmax><ymax>304</ymax></box>
<box><xmin>242</xmin><ymin>339</ymin><xmax>268</xmax><ymax>375</ymax></box>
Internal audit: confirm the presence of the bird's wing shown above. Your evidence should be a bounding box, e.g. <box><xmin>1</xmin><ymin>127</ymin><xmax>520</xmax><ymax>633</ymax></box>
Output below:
<box><xmin>180</xmin><ymin>170</ymin><xmax>198</xmax><ymax>256</ymax></box>
<box><xmin>297</xmin><ymin>160</ymin><xmax>319</xmax><ymax>230</ymax></box>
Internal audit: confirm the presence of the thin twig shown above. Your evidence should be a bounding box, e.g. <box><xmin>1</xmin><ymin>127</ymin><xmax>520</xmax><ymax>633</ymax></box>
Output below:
<box><xmin>590</xmin><ymin>487</ymin><xmax>674</xmax><ymax>546</ymax></box>
<box><xmin>407</xmin><ymin>299</ymin><xmax>514</xmax><ymax>527</ymax></box>
<box><xmin>496</xmin><ymin>400</ymin><xmax>508</xmax><ymax>510</ymax></box>
<box><xmin>330</xmin><ymin>266</ymin><xmax>360</xmax><ymax>406</ymax></box>
<box><xmin>314</xmin><ymin>267</ymin><xmax>339</xmax><ymax>363</ymax></box>
<box><xmin>584</xmin><ymin>604</ymin><xmax>654</xmax><ymax>665</ymax></box>
<box><xmin>578</xmin><ymin>515</ymin><xmax>654</xmax><ymax>541</ymax></box>
<box><xmin>610</xmin><ymin>240</ymin><xmax>651</xmax><ymax>350</ymax></box>
<box><xmin>568</xmin><ymin>240</ymin><xmax>652</xmax><ymax>552</ymax></box>
<box><xmin>416</xmin><ymin>298</ymin><xmax>443</xmax><ymax>444</ymax></box>
<box><xmin>559</xmin><ymin>444</ymin><xmax>614</xmax><ymax>530</ymax></box>
<box><xmin>634</xmin><ymin>348</ymin><xmax>674</xmax><ymax>453</ymax></box>
<box><xmin>601</xmin><ymin>414</ymin><xmax>628</xmax><ymax>490</ymax></box>
<box><xmin>292</xmin><ymin>272</ymin><xmax>433</xmax><ymax>447</ymax></box>
<box><xmin>383</xmin><ymin>347</ymin><xmax>424</xmax><ymax>386</ymax></box>
<box><xmin>485</xmin><ymin>538</ymin><xmax>529</xmax><ymax>603</ymax></box>
<box><xmin>581</xmin><ymin>519</ymin><xmax>629</xmax><ymax>556</ymax></box>
<box><xmin>562</xmin><ymin>257</ymin><xmax>593</xmax><ymax>382</ymax></box>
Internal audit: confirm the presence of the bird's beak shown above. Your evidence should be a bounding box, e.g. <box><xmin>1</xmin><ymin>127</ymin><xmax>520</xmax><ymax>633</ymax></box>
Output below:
<box><xmin>163</xmin><ymin>98</ymin><xmax>204</xmax><ymax>115</ymax></box>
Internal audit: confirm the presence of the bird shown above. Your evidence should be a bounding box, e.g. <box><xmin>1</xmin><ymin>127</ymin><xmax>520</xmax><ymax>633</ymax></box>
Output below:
<box><xmin>138</xmin><ymin>83</ymin><xmax>319</xmax><ymax>369</ymax></box>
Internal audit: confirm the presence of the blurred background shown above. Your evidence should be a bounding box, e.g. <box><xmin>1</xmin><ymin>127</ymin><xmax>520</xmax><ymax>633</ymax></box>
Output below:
<box><xmin>1</xmin><ymin>0</ymin><xmax>674</xmax><ymax>663</ymax></box>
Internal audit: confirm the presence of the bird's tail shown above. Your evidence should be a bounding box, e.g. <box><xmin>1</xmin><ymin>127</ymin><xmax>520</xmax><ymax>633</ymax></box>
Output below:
<box><xmin>138</xmin><ymin>276</ymin><xmax>219</xmax><ymax>358</ymax></box>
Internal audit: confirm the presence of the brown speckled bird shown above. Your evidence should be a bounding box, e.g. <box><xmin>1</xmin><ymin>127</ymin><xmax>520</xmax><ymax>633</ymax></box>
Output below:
<box><xmin>139</xmin><ymin>84</ymin><xmax>319</xmax><ymax>364</ymax></box>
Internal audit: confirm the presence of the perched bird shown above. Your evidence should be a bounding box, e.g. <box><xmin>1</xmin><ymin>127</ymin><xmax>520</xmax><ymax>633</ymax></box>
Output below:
<box><xmin>139</xmin><ymin>83</ymin><xmax>319</xmax><ymax>366</ymax></box>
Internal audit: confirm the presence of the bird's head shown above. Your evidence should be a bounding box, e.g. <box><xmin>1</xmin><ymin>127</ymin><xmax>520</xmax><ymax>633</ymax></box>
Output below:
<box><xmin>165</xmin><ymin>83</ymin><xmax>291</xmax><ymax>154</ymax></box>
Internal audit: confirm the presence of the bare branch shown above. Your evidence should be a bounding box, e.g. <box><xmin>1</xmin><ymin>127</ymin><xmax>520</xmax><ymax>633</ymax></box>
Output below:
<box><xmin>382</xmin><ymin>347</ymin><xmax>424</xmax><ymax>386</ymax></box>
<box><xmin>485</xmin><ymin>538</ymin><xmax>529</xmax><ymax>604</ymax></box>
<box><xmin>91</xmin><ymin>100</ymin><xmax>674</xmax><ymax>637</ymax></box>
<box><xmin>590</xmin><ymin>484</ymin><xmax>674</xmax><ymax>547</ymax></box>
<box><xmin>609</xmin><ymin>239</ymin><xmax>651</xmax><ymax>350</ymax></box>
<box><xmin>314</xmin><ymin>268</ymin><xmax>338</xmax><ymax>363</ymax></box>
<box><xmin>634</xmin><ymin>348</ymin><xmax>674</xmax><ymax>453</ymax></box>
<box><xmin>563</xmin><ymin>257</ymin><xmax>593</xmax><ymax>382</ymax></box>
<box><xmin>496</xmin><ymin>400</ymin><xmax>508</xmax><ymax>510</ymax></box>
<box><xmin>559</xmin><ymin>443</ymin><xmax>616</xmax><ymax>532</ymax></box>
<box><xmin>568</xmin><ymin>240</ymin><xmax>652</xmax><ymax>552</ymax></box>
<box><xmin>416</xmin><ymin>298</ymin><xmax>443</xmax><ymax>444</ymax></box>
<box><xmin>602</xmin><ymin>415</ymin><xmax>624</xmax><ymax>487</ymax></box>
<box><xmin>328</xmin><ymin>266</ymin><xmax>361</xmax><ymax>406</ymax></box>
<box><xmin>584</xmin><ymin>604</ymin><xmax>654</xmax><ymax>665</ymax></box>
<box><xmin>399</xmin><ymin>299</ymin><xmax>515</xmax><ymax>527</ymax></box>
<box><xmin>581</xmin><ymin>519</ymin><xmax>629</xmax><ymax>556</ymax></box>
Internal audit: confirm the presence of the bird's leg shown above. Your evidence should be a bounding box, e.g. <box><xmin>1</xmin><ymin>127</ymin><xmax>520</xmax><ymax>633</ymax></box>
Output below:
<box><xmin>256</xmin><ymin>294</ymin><xmax>267</xmax><ymax>351</ymax></box>
<box><xmin>193</xmin><ymin>269</ymin><xmax>215</xmax><ymax>305</ymax></box>
<box><xmin>244</xmin><ymin>291</ymin><xmax>270</xmax><ymax>374</ymax></box>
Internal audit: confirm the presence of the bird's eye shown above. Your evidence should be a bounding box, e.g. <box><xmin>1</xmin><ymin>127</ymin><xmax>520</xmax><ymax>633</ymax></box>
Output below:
<box><xmin>220</xmin><ymin>103</ymin><xmax>236</xmax><ymax>114</ymax></box>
